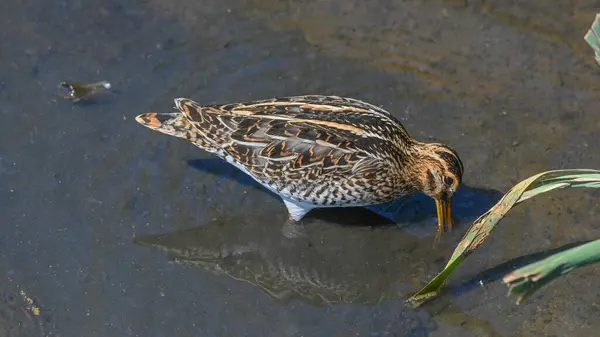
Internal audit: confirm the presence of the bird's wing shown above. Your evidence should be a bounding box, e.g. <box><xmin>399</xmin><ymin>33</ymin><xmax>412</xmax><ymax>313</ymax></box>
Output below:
<box><xmin>174</xmin><ymin>96</ymin><xmax>403</xmax><ymax>181</ymax></box>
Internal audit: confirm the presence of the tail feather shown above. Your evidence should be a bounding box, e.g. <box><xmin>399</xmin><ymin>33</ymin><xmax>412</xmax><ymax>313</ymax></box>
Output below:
<box><xmin>173</xmin><ymin>97</ymin><xmax>234</xmax><ymax>146</ymax></box>
<box><xmin>135</xmin><ymin>112</ymin><xmax>191</xmax><ymax>138</ymax></box>
<box><xmin>135</xmin><ymin>112</ymin><xmax>216</xmax><ymax>151</ymax></box>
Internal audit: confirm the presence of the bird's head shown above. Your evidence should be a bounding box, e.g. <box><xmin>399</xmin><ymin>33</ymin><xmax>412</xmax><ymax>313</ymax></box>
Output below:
<box><xmin>412</xmin><ymin>143</ymin><xmax>463</xmax><ymax>233</ymax></box>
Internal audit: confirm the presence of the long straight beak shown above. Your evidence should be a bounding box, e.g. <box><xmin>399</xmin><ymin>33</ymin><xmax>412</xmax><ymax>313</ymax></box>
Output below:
<box><xmin>435</xmin><ymin>197</ymin><xmax>453</xmax><ymax>232</ymax></box>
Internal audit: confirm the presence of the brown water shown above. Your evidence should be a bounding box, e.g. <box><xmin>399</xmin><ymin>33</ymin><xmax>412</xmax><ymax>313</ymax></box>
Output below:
<box><xmin>1</xmin><ymin>0</ymin><xmax>600</xmax><ymax>336</ymax></box>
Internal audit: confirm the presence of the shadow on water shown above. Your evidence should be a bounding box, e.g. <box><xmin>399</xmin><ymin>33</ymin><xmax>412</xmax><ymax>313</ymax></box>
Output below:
<box><xmin>187</xmin><ymin>157</ymin><xmax>504</xmax><ymax>234</ymax></box>
<box><xmin>450</xmin><ymin>240</ymin><xmax>590</xmax><ymax>298</ymax></box>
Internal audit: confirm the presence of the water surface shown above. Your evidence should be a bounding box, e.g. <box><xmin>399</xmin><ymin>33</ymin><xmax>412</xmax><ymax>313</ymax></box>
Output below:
<box><xmin>1</xmin><ymin>0</ymin><xmax>600</xmax><ymax>336</ymax></box>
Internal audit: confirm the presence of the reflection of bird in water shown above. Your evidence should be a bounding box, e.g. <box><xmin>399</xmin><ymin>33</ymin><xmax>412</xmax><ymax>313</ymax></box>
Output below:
<box><xmin>133</xmin><ymin>219</ymin><xmax>415</xmax><ymax>306</ymax></box>
<box><xmin>133</xmin><ymin>222</ymin><xmax>507</xmax><ymax>337</ymax></box>
<box><xmin>135</xmin><ymin>95</ymin><xmax>463</xmax><ymax>238</ymax></box>
<box><xmin>133</xmin><ymin>186</ymin><xmax>502</xmax><ymax>307</ymax></box>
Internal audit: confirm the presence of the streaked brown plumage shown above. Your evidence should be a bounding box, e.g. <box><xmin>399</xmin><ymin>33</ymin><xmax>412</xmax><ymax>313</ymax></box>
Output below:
<box><xmin>135</xmin><ymin>95</ymin><xmax>463</xmax><ymax>238</ymax></box>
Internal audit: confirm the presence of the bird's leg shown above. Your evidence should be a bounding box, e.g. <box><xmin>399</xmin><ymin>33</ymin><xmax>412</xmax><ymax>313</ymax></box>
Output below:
<box><xmin>281</xmin><ymin>199</ymin><xmax>313</xmax><ymax>239</ymax></box>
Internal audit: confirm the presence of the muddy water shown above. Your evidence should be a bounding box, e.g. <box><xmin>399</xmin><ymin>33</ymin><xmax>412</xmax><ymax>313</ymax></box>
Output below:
<box><xmin>1</xmin><ymin>0</ymin><xmax>599</xmax><ymax>336</ymax></box>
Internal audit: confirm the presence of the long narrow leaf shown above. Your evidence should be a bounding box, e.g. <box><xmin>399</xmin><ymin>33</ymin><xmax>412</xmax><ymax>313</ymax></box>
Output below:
<box><xmin>407</xmin><ymin>169</ymin><xmax>600</xmax><ymax>307</ymax></box>
<box><xmin>584</xmin><ymin>13</ymin><xmax>600</xmax><ymax>66</ymax></box>
<box><xmin>503</xmin><ymin>239</ymin><xmax>600</xmax><ymax>304</ymax></box>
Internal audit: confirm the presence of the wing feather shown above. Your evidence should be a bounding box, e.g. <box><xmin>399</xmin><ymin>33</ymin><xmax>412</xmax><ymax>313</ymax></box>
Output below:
<box><xmin>174</xmin><ymin>97</ymin><xmax>398</xmax><ymax>180</ymax></box>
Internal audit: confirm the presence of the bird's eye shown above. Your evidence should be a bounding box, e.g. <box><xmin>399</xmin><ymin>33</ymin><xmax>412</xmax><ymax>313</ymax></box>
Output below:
<box><xmin>443</xmin><ymin>176</ymin><xmax>454</xmax><ymax>186</ymax></box>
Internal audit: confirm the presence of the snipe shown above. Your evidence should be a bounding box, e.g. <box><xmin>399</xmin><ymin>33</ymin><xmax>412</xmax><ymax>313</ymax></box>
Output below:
<box><xmin>136</xmin><ymin>95</ymin><xmax>463</xmax><ymax>238</ymax></box>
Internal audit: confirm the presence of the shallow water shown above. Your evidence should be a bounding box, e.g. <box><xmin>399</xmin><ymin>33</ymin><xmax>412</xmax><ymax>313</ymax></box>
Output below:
<box><xmin>1</xmin><ymin>0</ymin><xmax>600</xmax><ymax>336</ymax></box>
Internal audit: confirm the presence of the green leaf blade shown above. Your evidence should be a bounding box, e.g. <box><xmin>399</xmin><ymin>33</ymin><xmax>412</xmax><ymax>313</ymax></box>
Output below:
<box><xmin>503</xmin><ymin>239</ymin><xmax>600</xmax><ymax>304</ymax></box>
<box><xmin>406</xmin><ymin>169</ymin><xmax>600</xmax><ymax>307</ymax></box>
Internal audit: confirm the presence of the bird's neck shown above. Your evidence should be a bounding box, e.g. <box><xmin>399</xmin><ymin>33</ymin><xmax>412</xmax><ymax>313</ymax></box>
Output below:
<box><xmin>399</xmin><ymin>142</ymin><xmax>443</xmax><ymax>195</ymax></box>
